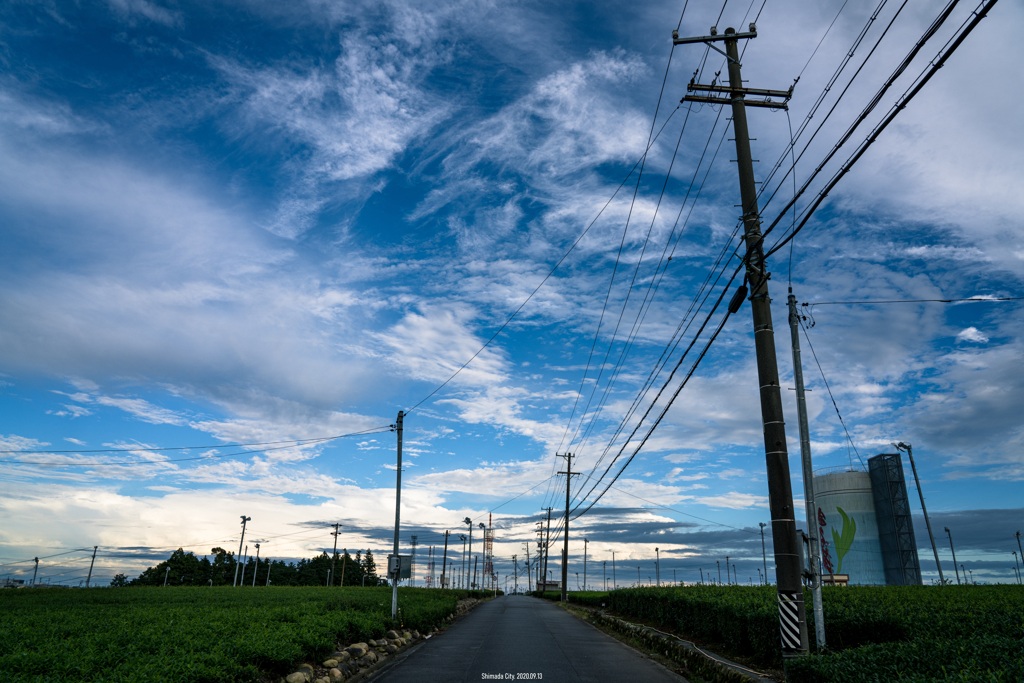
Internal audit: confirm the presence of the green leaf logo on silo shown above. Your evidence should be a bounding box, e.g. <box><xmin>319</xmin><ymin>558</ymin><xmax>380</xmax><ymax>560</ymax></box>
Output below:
<box><xmin>830</xmin><ymin>506</ymin><xmax>857</xmax><ymax>574</ymax></box>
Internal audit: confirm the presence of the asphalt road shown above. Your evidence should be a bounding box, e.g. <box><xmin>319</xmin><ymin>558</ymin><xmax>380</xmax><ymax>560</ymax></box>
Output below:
<box><xmin>369</xmin><ymin>595</ymin><xmax>688</xmax><ymax>682</ymax></box>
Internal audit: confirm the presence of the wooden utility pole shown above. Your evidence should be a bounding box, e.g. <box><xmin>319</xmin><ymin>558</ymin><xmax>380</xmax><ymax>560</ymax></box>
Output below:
<box><xmin>675</xmin><ymin>24</ymin><xmax>808</xmax><ymax>657</ymax></box>
<box><xmin>557</xmin><ymin>453</ymin><xmax>577</xmax><ymax>601</ymax></box>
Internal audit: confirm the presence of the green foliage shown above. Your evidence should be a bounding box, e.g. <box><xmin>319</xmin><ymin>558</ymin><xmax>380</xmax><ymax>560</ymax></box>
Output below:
<box><xmin>0</xmin><ymin>586</ymin><xmax>470</xmax><ymax>683</ymax></box>
<box><xmin>557</xmin><ymin>584</ymin><xmax>1024</xmax><ymax>681</ymax></box>
<box><xmin>831</xmin><ymin>506</ymin><xmax>857</xmax><ymax>574</ymax></box>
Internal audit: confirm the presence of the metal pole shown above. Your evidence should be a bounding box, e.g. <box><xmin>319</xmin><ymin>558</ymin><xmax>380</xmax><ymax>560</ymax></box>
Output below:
<box><xmin>945</xmin><ymin>527</ymin><xmax>960</xmax><ymax>585</ymax></box>
<box><xmin>789</xmin><ymin>291</ymin><xmax>826</xmax><ymax>649</ymax></box>
<box><xmin>391</xmin><ymin>410</ymin><xmax>404</xmax><ymax>620</ymax></box>
<box><xmin>895</xmin><ymin>442</ymin><xmax>944</xmax><ymax>584</ymax></box>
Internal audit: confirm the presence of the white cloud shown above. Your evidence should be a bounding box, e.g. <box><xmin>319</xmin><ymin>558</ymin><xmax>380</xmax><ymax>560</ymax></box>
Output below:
<box><xmin>956</xmin><ymin>327</ymin><xmax>988</xmax><ymax>344</ymax></box>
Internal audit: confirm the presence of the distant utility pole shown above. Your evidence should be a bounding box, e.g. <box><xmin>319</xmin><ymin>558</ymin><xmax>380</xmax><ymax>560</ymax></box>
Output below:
<box><xmin>411</xmin><ymin>535</ymin><xmax>418</xmax><ymax>587</ymax></box>
<box><xmin>583</xmin><ymin>538</ymin><xmax>589</xmax><ymax>591</ymax></box>
<box><xmin>86</xmin><ymin>546</ymin><xmax>98</xmax><ymax>588</ymax></box>
<box><xmin>557</xmin><ymin>453</ymin><xmax>577</xmax><ymax>602</ymax></box>
<box><xmin>464</xmin><ymin>517</ymin><xmax>474</xmax><ymax>591</ymax></box>
<box><xmin>523</xmin><ymin>542</ymin><xmax>532</xmax><ymax>592</ymax></box>
<box><xmin>252</xmin><ymin>543</ymin><xmax>261</xmax><ymax>587</ymax></box>
<box><xmin>233</xmin><ymin>515</ymin><xmax>251</xmax><ymax>587</ymax></box>
<box><xmin>612</xmin><ymin>550</ymin><xmax>617</xmax><ymax>590</ymax></box>
<box><xmin>390</xmin><ymin>410</ymin><xmax>404</xmax><ymax>620</ymax></box>
<box><xmin>675</xmin><ymin>23</ymin><xmax>807</xmax><ymax>658</ymax></box>
<box><xmin>330</xmin><ymin>523</ymin><xmax>342</xmax><ymax>587</ymax></box>
<box><xmin>542</xmin><ymin>507</ymin><xmax>553</xmax><ymax>591</ymax></box>
<box><xmin>441</xmin><ymin>530</ymin><xmax>450</xmax><ymax>589</ymax></box>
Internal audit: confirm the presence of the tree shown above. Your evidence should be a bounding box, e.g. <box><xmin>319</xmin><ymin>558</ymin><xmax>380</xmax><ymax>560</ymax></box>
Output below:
<box><xmin>363</xmin><ymin>550</ymin><xmax>381</xmax><ymax>586</ymax></box>
<box><xmin>110</xmin><ymin>573</ymin><xmax>129</xmax><ymax>587</ymax></box>
<box><xmin>209</xmin><ymin>547</ymin><xmax>236</xmax><ymax>585</ymax></box>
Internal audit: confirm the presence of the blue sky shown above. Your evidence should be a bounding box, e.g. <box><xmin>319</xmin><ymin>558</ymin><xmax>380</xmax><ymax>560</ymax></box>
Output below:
<box><xmin>1</xmin><ymin>0</ymin><xmax>1022</xmax><ymax>589</ymax></box>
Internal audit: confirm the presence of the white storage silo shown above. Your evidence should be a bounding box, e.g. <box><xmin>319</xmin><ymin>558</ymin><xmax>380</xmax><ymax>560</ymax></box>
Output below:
<box><xmin>813</xmin><ymin>469</ymin><xmax>886</xmax><ymax>585</ymax></box>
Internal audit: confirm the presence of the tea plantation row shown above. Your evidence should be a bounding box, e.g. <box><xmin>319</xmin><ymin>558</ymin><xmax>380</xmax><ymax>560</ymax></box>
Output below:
<box><xmin>0</xmin><ymin>585</ymin><xmax>485</xmax><ymax>682</ymax></box>
<box><xmin>561</xmin><ymin>584</ymin><xmax>1024</xmax><ymax>682</ymax></box>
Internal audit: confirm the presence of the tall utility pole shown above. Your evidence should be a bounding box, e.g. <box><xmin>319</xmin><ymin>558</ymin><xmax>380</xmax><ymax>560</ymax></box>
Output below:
<box><xmin>557</xmin><ymin>453</ymin><xmax>577</xmax><ymax>602</ymax></box>
<box><xmin>390</xmin><ymin>410</ymin><xmax>404</xmax><ymax>620</ymax></box>
<box><xmin>894</xmin><ymin>442</ymin><xmax>944</xmax><ymax>584</ymax></box>
<box><xmin>233</xmin><ymin>515</ymin><xmax>251</xmax><ymax>587</ymax></box>
<box><xmin>676</xmin><ymin>23</ymin><xmax>807</xmax><ymax>658</ymax></box>
<box><xmin>330</xmin><ymin>523</ymin><xmax>342</xmax><ymax>587</ymax></box>
<box><xmin>86</xmin><ymin>546</ymin><xmax>98</xmax><ymax>588</ymax></box>
<box><xmin>788</xmin><ymin>290</ymin><xmax>826</xmax><ymax>649</ymax></box>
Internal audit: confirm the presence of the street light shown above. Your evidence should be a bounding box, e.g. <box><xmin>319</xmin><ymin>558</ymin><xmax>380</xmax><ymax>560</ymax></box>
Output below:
<box><xmin>945</xmin><ymin>527</ymin><xmax>960</xmax><ymax>585</ymax></box>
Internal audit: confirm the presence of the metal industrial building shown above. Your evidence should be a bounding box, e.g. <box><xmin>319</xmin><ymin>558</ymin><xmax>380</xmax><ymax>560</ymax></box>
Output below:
<box><xmin>812</xmin><ymin>453</ymin><xmax>922</xmax><ymax>586</ymax></box>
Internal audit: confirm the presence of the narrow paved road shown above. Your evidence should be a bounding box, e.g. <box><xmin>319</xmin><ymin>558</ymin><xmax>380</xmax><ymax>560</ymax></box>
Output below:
<box><xmin>369</xmin><ymin>595</ymin><xmax>687</xmax><ymax>682</ymax></box>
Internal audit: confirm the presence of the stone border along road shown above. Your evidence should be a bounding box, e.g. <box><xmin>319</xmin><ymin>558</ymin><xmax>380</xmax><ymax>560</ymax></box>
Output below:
<box><xmin>274</xmin><ymin>597</ymin><xmax>485</xmax><ymax>683</ymax></box>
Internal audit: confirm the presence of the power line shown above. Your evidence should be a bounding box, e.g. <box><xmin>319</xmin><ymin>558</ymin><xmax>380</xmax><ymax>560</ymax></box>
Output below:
<box><xmin>804</xmin><ymin>296</ymin><xmax>1023</xmax><ymax>307</ymax></box>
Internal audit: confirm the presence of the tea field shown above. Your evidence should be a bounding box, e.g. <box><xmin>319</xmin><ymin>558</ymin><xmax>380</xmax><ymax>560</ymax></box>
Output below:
<box><xmin>0</xmin><ymin>585</ymin><xmax>479</xmax><ymax>682</ymax></box>
<box><xmin>564</xmin><ymin>583</ymin><xmax>1024</xmax><ymax>682</ymax></box>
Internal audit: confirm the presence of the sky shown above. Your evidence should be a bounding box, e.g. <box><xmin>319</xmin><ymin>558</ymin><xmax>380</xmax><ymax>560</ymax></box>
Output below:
<box><xmin>1</xmin><ymin>0</ymin><xmax>1022</xmax><ymax>591</ymax></box>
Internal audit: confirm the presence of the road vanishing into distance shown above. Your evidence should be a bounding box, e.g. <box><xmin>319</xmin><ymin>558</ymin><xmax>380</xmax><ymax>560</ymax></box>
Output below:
<box><xmin>369</xmin><ymin>595</ymin><xmax>687</xmax><ymax>682</ymax></box>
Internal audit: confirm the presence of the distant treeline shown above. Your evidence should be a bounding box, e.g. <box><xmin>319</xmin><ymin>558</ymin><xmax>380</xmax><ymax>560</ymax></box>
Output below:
<box><xmin>114</xmin><ymin>547</ymin><xmax>385</xmax><ymax>588</ymax></box>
